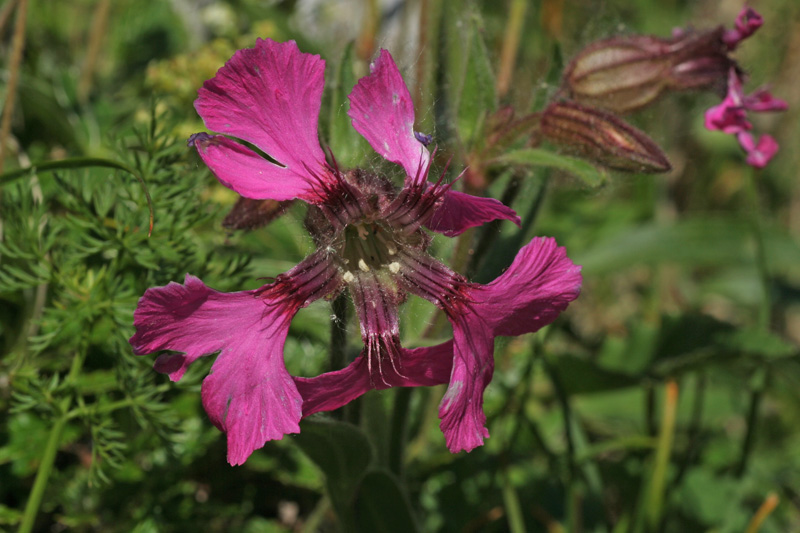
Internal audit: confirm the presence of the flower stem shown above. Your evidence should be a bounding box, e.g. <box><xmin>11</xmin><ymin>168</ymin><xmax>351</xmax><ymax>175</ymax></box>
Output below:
<box><xmin>388</xmin><ymin>388</ymin><xmax>412</xmax><ymax>477</ymax></box>
<box><xmin>468</xmin><ymin>172</ymin><xmax>522</xmax><ymax>277</ymax></box>
<box><xmin>330</xmin><ymin>293</ymin><xmax>349</xmax><ymax>421</ymax></box>
<box><xmin>496</xmin><ymin>0</ymin><xmax>528</xmax><ymax>99</ymax></box>
<box><xmin>745</xmin><ymin>168</ymin><xmax>771</xmax><ymax>331</ymax></box>
<box><xmin>501</xmin><ymin>470</ymin><xmax>526</xmax><ymax>533</ymax></box>
<box><xmin>18</xmin><ymin>415</ymin><xmax>67</xmax><ymax>533</ymax></box>
<box><xmin>736</xmin><ymin>370</ymin><xmax>767</xmax><ymax>478</ymax></box>
<box><xmin>745</xmin><ymin>492</ymin><xmax>779</xmax><ymax>533</ymax></box>
<box><xmin>77</xmin><ymin>0</ymin><xmax>110</xmax><ymax>102</ymax></box>
<box><xmin>673</xmin><ymin>372</ymin><xmax>706</xmax><ymax>487</ymax></box>
<box><xmin>644</xmin><ymin>380</ymin><xmax>679</xmax><ymax>531</ymax></box>
<box><xmin>329</xmin><ymin>293</ymin><xmax>349</xmax><ymax>371</ymax></box>
<box><xmin>19</xmin><ymin>348</ymin><xmax>86</xmax><ymax>532</ymax></box>
<box><xmin>736</xmin><ymin>168</ymin><xmax>771</xmax><ymax>478</ymax></box>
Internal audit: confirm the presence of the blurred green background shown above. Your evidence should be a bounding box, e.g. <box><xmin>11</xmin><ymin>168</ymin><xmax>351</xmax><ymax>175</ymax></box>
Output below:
<box><xmin>1</xmin><ymin>0</ymin><xmax>799</xmax><ymax>531</ymax></box>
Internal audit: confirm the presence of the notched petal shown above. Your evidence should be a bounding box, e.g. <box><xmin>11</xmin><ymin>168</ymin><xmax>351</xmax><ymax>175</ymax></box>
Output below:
<box><xmin>478</xmin><ymin>236</ymin><xmax>582</xmax><ymax>337</ymax></box>
<box><xmin>129</xmin><ymin>274</ymin><xmax>304</xmax><ymax>465</ymax></box>
<box><xmin>194</xmin><ymin>38</ymin><xmax>335</xmax><ymax>202</ymax></box>
<box><xmin>438</xmin><ymin>311</ymin><xmax>494</xmax><ymax>453</ymax></box>
<box><xmin>348</xmin><ymin>49</ymin><xmax>431</xmax><ymax>180</ymax></box>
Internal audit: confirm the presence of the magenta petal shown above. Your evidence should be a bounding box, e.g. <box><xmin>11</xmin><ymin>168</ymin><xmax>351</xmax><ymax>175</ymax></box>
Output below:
<box><xmin>348</xmin><ymin>49</ymin><xmax>430</xmax><ymax>180</ymax></box>
<box><xmin>194</xmin><ymin>39</ymin><xmax>332</xmax><ymax>200</ymax></box>
<box><xmin>439</xmin><ymin>312</ymin><xmax>494</xmax><ymax>453</ymax></box>
<box><xmin>723</xmin><ymin>7</ymin><xmax>763</xmax><ymax>48</ymax></box>
<box><xmin>201</xmin><ymin>309</ymin><xmax>300</xmax><ymax>466</ymax></box>
<box><xmin>294</xmin><ymin>358</ymin><xmax>371</xmax><ymax>417</ymax></box>
<box><xmin>743</xmin><ymin>89</ymin><xmax>788</xmax><ymax>113</ymax></box>
<box><xmin>131</xmin><ymin>275</ymin><xmax>262</xmax><ymax>380</ymax></box>
<box><xmin>129</xmin><ymin>274</ymin><xmax>303</xmax><ymax>465</ymax></box>
<box><xmin>704</xmin><ymin>99</ymin><xmax>750</xmax><ymax>134</ymax></box>
<box><xmin>479</xmin><ymin>237</ymin><xmax>582</xmax><ymax>337</ymax></box>
<box><xmin>739</xmin><ymin>132</ymin><xmax>779</xmax><ymax>168</ymax></box>
<box><xmin>295</xmin><ymin>341</ymin><xmax>453</xmax><ymax>417</ymax></box>
<box><xmin>426</xmin><ymin>190</ymin><xmax>521</xmax><ymax>237</ymax></box>
<box><xmin>191</xmin><ymin>134</ymin><xmax>324</xmax><ymax>202</ymax></box>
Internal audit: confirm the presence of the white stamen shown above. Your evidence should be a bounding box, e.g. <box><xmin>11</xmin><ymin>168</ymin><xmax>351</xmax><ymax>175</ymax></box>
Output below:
<box><xmin>388</xmin><ymin>262</ymin><xmax>400</xmax><ymax>274</ymax></box>
<box><xmin>343</xmin><ymin>271</ymin><xmax>355</xmax><ymax>283</ymax></box>
<box><xmin>358</xmin><ymin>259</ymin><xmax>370</xmax><ymax>272</ymax></box>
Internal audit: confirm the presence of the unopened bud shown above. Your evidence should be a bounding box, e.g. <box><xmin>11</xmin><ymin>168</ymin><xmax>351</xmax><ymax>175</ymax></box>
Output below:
<box><xmin>540</xmin><ymin>100</ymin><xmax>671</xmax><ymax>173</ymax></box>
<box><xmin>563</xmin><ymin>29</ymin><xmax>731</xmax><ymax>113</ymax></box>
<box><xmin>222</xmin><ymin>197</ymin><xmax>294</xmax><ymax>230</ymax></box>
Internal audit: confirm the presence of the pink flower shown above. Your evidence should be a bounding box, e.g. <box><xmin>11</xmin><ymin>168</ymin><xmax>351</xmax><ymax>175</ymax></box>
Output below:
<box><xmin>722</xmin><ymin>7</ymin><xmax>763</xmax><ymax>49</ymax></box>
<box><xmin>130</xmin><ymin>39</ymin><xmax>581</xmax><ymax>465</ymax></box>
<box><xmin>737</xmin><ymin>132</ymin><xmax>779</xmax><ymax>168</ymax></box>
<box><xmin>704</xmin><ymin>66</ymin><xmax>787</xmax><ymax>167</ymax></box>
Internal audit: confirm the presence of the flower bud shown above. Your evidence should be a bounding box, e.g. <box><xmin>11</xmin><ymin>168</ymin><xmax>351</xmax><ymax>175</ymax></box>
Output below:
<box><xmin>540</xmin><ymin>100</ymin><xmax>671</xmax><ymax>173</ymax></box>
<box><xmin>562</xmin><ymin>29</ymin><xmax>732</xmax><ymax>113</ymax></box>
<box><xmin>222</xmin><ymin>197</ymin><xmax>294</xmax><ymax>230</ymax></box>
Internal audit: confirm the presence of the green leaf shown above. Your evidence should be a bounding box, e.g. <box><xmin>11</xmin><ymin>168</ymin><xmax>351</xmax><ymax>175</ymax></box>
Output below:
<box><xmin>354</xmin><ymin>470</ymin><xmax>420</xmax><ymax>533</ymax></box>
<box><xmin>445</xmin><ymin>3</ymin><xmax>496</xmax><ymax>149</ymax></box>
<box><xmin>292</xmin><ymin>418</ymin><xmax>373</xmax><ymax>527</ymax></box>
<box><xmin>496</xmin><ymin>148</ymin><xmax>606</xmax><ymax>187</ymax></box>
<box><xmin>716</xmin><ymin>327</ymin><xmax>796</xmax><ymax>359</ymax></box>
<box><xmin>0</xmin><ymin>157</ymin><xmax>153</xmax><ymax>235</ymax></box>
<box><xmin>576</xmin><ymin>217</ymin><xmax>800</xmax><ymax>275</ymax></box>
<box><xmin>324</xmin><ymin>42</ymin><xmax>370</xmax><ymax>169</ymax></box>
<box><xmin>551</xmin><ymin>355</ymin><xmax>640</xmax><ymax>394</ymax></box>
<box><xmin>0</xmin><ymin>503</ymin><xmax>22</xmax><ymax>526</ymax></box>
<box><xmin>0</xmin><ymin>157</ymin><xmax>133</xmax><ymax>186</ymax></box>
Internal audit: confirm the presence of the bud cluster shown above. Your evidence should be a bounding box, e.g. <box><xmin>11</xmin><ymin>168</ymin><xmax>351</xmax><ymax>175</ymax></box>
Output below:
<box><xmin>535</xmin><ymin>7</ymin><xmax>786</xmax><ymax>170</ymax></box>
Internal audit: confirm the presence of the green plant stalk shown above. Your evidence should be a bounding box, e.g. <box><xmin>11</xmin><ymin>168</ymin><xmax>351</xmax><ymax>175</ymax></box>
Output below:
<box><xmin>744</xmin><ymin>492</ymin><xmax>779</xmax><ymax>533</ymax></box>
<box><xmin>329</xmin><ymin>293</ymin><xmax>349</xmax><ymax>372</ymax></box>
<box><xmin>736</xmin><ymin>370</ymin><xmax>767</xmax><ymax>478</ymax></box>
<box><xmin>744</xmin><ymin>168</ymin><xmax>771</xmax><ymax>331</ymax></box>
<box><xmin>672</xmin><ymin>373</ymin><xmax>706</xmax><ymax>486</ymax></box>
<box><xmin>644</xmin><ymin>380</ymin><xmax>678</xmax><ymax>531</ymax></box>
<box><xmin>19</xmin><ymin>349</ymin><xmax>87</xmax><ymax>533</ymax></box>
<box><xmin>388</xmin><ymin>387</ymin><xmax>413</xmax><ymax>477</ymax></box>
<box><xmin>18</xmin><ymin>415</ymin><xmax>67</xmax><ymax>533</ymax></box>
<box><xmin>735</xmin><ymin>168</ymin><xmax>771</xmax><ymax>477</ymax></box>
<box><xmin>405</xmin><ymin>384</ymin><xmax>444</xmax><ymax>462</ymax></box>
<box><xmin>0</xmin><ymin>0</ymin><xmax>27</xmax><ymax>175</ymax></box>
<box><xmin>502</xmin><ymin>471</ymin><xmax>527</xmax><ymax>533</ymax></box>
<box><xmin>496</xmin><ymin>0</ymin><xmax>527</xmax><ymax>98</ymax></box>
<box><xmin>414</xmin><ymin>0</ymin><xmax>443</xmax><ymax>124</ymax></box>
<box><xmin>301</xmin><ymin>494</ymin><xmax>331</xmax><ymax>533</ymax></box>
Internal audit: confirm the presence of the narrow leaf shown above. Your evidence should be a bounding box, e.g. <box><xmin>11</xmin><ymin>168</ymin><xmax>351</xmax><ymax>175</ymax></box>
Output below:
<box><xmin>0</xmin><ymin>158</ymin><xmax>154</xmax><ymax>236</ymax></box>
<box><xmin>497</xmin><ymin>148</ymin><xmax>606</xmax><ymax>186</ymax></box>
<box><xmin>354</xmin><ymin>471</ymin><xmax>419</xmax><ymax>533</ymax></box>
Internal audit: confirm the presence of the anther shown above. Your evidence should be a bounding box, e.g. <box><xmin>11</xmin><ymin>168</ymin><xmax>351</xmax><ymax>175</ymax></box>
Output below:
<box><xmin>358</xmin><ymin>259</ymin><xmax>370</xmax><ymax>272</ymax></box>
<box><xmin>343</xmin><ymin>271</ymin><xmax>355</xmax><ymax>283</ymax></box>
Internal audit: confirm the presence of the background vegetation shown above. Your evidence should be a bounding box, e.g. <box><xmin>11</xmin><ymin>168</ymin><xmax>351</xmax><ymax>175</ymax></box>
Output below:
<box><xmin>1</xmin><ymin>0</ymin><xmax>799</xmax><ymax>531</ymax></box>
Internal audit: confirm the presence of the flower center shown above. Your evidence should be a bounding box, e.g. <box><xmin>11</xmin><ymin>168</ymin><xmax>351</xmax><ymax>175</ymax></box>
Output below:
<box><xmin>341</xmin><ymin>222</ymin><xmax>399</xmax><ymax>274</ymax></box>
